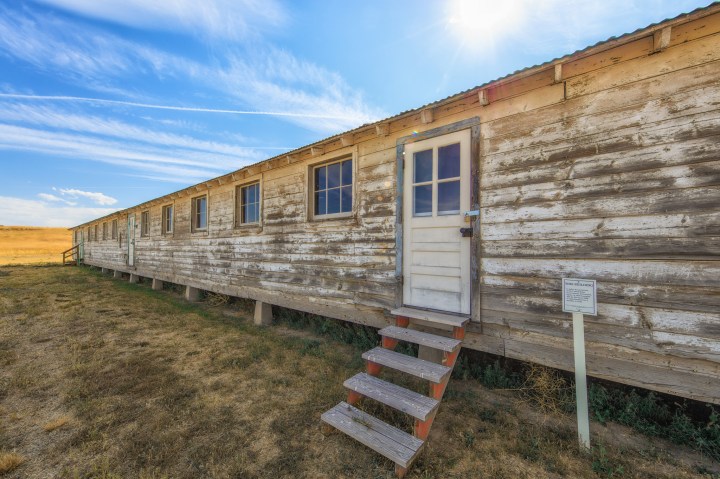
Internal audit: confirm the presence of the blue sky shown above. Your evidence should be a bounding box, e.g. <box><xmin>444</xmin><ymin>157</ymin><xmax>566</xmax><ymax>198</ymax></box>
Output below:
<box><xmin>0</xmin><ymin>0</ymin><xmax>712</xmax><ymax>227</ymax></box>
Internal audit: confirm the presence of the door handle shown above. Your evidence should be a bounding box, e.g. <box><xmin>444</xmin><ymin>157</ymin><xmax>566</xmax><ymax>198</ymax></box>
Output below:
<box><xmin>460</xmin><ymin>227</ymin><xmax>473</xmax><ymax>237</ymax></box>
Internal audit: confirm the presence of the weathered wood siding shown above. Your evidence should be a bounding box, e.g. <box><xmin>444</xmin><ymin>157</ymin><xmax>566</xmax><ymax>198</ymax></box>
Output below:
<box><xmin>75</xmin><ymin>10</ymin><xmax>720</xmax><ymax>403</ymax></box>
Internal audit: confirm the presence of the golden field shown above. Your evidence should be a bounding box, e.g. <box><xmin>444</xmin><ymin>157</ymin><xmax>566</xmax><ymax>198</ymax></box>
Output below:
<box><xmin>0</xmin><ymin>226</ymin><xmax>72</xmax><ymax>265</ymax></box>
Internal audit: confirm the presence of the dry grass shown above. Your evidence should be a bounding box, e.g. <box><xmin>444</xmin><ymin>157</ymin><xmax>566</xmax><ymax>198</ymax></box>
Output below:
<box><xmin>0</xmin><ymin>265</ymin><xmax>718</xmax><ymax>478</ymax></box>
<box><xmin>43</xmin><ymin>416</ymin><xmax>70</xmax><ymax>432</ymax></box>
<box><xmin>0</xmin><ymin>452</ymin><xmax>24</xmax><ymax>474</ymax></box>
<box><xmin>0</xmin><ymin>226</ymin><xmax>71</xmax><ymax>265</ymax></box>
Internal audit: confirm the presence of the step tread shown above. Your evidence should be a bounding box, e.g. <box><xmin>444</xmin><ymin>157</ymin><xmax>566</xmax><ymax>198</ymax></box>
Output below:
<box><xmin>321</xmin><ymin>401</ymin><xmax>424</xmax><ymax>468</ymax></box>
<box><xmin>380</xmin><ymin>326</ymin><xmax>461</xmax><ymax>352</ymax></box>
<box><xmin>344</xmin><ymin>373</ymin><xmax>439</xmax><ymax>421</ymax></box>
<box><xmin>362</xmin><ymin>347</ymin><xmax>451</xmax><ymax>384</ymax></box>
<box><xmin>391</xmin><ymin>307</ymin><xmax>469</xmax><ymax>327</ymax></box>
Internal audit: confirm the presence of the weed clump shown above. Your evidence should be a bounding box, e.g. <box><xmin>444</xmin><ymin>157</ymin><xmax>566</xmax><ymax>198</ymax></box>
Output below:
<box><xmin>0</xmin><ymin>452</ymin><xmax>25</xmax><ymax>474</ymax></box>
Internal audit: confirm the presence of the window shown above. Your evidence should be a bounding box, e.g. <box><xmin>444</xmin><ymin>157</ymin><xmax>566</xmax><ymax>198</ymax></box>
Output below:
<box><xmin>192</xmin><ymin>195</ymin><xmax>207</xmax><ymax>231</ymax></box>
<box><xmin>237</xmin><ymin>183</ymin><xmax>260</xmax><ymax>225</ymax></box>
<box><xmin>111</xmin><ymin>219</ymin><xmax>117</xmax><ymax>240</ymax></box>
<box><xmin>413</xmin><ymin>142</ymin><xmax>461</xmax><ymax>217</ymax></box>
<box><xmin>102</xmin><ymin>222</ymin><xmax>108</xmax><ymax>240</ymax></box>
<box><xmin>87</xmin><ymin>227</ymin><xmax>91</xmax><ymax>242</ymax></box>
<box><xmin>313</xmin><ymin>158</ymin><xmax>352</xmax><ymax>218</ymax></box>
<box><xmin>93</xmin><ymin>225</ymin><xmax>98</xmax><ymax>241</ymax></box>
<box><xmin>141</xmin><ymin>211</ymin><xmax>150</xmax><ymax>237</ymax></box>
<box><xmin>162</xmin><ymin>205</ymin><xmax>174</xmax><ymax>234</ymax></box>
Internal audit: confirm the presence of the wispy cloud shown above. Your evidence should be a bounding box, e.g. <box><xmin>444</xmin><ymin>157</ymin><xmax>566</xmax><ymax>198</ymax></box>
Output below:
<box><xmin>56</xmin><ymin>188</ymin><xmax>117</xmax><ymax>206</ymax></box>
<box><xmin>0</xmin><ymin>123</ymin><xmax>249</xmax><ymax>183</ymax></box>
<box><xmin>0</xmin><ymin>196</ymin><xmax>118</xmax><ymax>227</ymax></box>
<box><xmin>36</xmin><ymin>0</ymin><xmax>287</xmax><ymax>41</ymax></box>
<box><xmin>0</xmin><ymin>93</ymin><xmax>366</xmax><ymax>121</ymax></box>
<box><xmin>0</xmin><ymin>5</ymin><xmax>385</xmax><ymax>134</ymax></box>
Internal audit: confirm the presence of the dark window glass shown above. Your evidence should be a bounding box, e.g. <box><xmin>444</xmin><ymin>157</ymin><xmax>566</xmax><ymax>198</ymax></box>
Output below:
<box><xmin>314</xmin><ymin>159</ymin><xmax>352</xmax><ymax>216</ymax></box>
<box><xmin>315</xmin><ymin>191</ymin><xmax>326</xmax><ymax>215</ymax></box>
<box><xmin>315</xmin><ymin>166</ymin><xmax>326</xmax><ymax>191</ymax></box>
<box><xmin>438</xmin><ymin>143</ymin><xmax>460</xmax><ymax>179</ymax></box>
<box><xmin>342</xmin><ymin>160</ymin><xmax>352</xmax><ymax>186</ymax></box>
<box><xmin>414</xmin><ymin>149</ymin><xmax>433</xmax><ymax>183</ymax></box>
<box><xmin>414</xmin><ymin>184</ymin><xmax>432</xmax><ymax>216</ymax></box>
<box><xmin>341</xmin><ymin>186</ymin><xmax>352</xmax><ymax>213</ymax></box>
<box><xmin>438</xmin><ymin>181</ymin><xmax>460</xmax><ymax>214</ymax></box>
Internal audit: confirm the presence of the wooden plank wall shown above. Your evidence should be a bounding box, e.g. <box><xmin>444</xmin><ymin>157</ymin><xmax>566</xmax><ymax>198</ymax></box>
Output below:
<box><xmin>76</xmin><ymin>11</ymin><xmax>720</xmax><ymax>403</ymax></box>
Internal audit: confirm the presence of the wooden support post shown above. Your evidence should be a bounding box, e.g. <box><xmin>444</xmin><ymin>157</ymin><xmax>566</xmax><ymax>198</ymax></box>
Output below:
<box><xmin>478</xmin><ymin>89</ymin><xmax>489</xmax><ymax>106</ymax></box>
<box><xmin>101</xmin><ymin>267</ymin><xmax>109</xmax><ymax>274</ymax></box>
<box><xmin>185</xmin><ymin>285</ymin><xmax>200</xmax><ymax>302</ymax></box>
<box><xmin>129</xmin><ymin>274</ymin><xmax>139</xmax><ymax>284</ymax></box>
<box><xmin>152</xmin><ymin>279</ymin><xmax>163</xmax><ymax>291</ymax></box>
<box><xmin>113</xmin><ymin>270</ymin><xmax>122</xmax><ymax>279</ymax></box>
<box><xmin>653</xmin><ymin>26</ymin><xmax>672</xmax><ymax>52</ymax></box>
<box><xmin>420</xmin><ymin>108</ymin><xmax>434</xmax><ymax>124</ymax></box>
<box><xmin>253</xmin><ymin>300</ymin><xmax>273</xmax><ymax>326</ymax></box>
<box><xmin>395</xmin><ymin>464</ymin><xmax>408</xmax><ymax>479</ymax></box>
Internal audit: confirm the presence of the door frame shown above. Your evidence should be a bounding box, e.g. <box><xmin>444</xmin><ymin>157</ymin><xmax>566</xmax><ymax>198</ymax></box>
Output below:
<box><xmin>395</xmin><ymin>117</ymin><xmax>481</xmax><ymax>317</ymax></box>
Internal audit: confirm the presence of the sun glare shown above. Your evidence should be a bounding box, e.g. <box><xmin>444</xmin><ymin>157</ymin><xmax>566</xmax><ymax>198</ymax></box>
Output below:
<box><xmin>446</xmin><ymin>0</ymin><xmax>525</xmax><ymax>49</ymax></box>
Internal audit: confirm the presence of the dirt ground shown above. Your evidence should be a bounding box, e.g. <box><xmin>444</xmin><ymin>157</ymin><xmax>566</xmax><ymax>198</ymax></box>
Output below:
<box><xmin>0</xmin><ymin>227</ymin><xmax>71</xmax><ymax>265</ymax></box>
<box><xmin>0</xmin><ymin>265</ymin><xmax>717</xmax><ymax>478</ymax></box>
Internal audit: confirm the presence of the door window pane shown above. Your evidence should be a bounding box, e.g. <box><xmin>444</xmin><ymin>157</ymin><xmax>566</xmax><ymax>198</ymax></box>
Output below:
<box><xmin>195</xmin><ymin>197</ymin><xmax>207</xmax><ymax>229</ymax></box>
<box><xmin>414</xmin><ymin>149</ymin><xmax>432</xmax><ymax>183</ymax></box>
<box><xmin>438</xmin><ymin>143</ymin><xmax>460</xmax><ymax>179</ymax></box>
<box><xmin>438</xmin><ymin>181</ymin><xmax>460</xmax><ymax>214</ymax></box>
<box><xmin>414</xmin><ymin>184</ymin><xmax>432</xmax><ymax>216</ymax></box>
<box><xmin>327</xmin><ymin>162</ymin><xmax>341</xmax><ymax>188</ymax></box>
<box><xmin>315</xmin><ymin>167</ymin><xmax>326</xmax><ymax>191</ymax></box>
<box><xmin>240</xmin><ymin>183</ymin><xmax>260</xmax><ymax>224</ymax></box>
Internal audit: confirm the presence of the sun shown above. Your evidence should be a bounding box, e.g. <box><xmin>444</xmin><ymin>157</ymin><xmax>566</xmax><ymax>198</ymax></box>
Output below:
<box><xmin>446</xmin><ymin>0</ymin><xmax>525</xmax><ymax>49</ymax></box>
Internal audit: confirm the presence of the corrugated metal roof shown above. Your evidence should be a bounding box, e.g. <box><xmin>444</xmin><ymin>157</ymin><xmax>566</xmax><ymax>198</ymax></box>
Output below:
<box><xmin>71</xmin><ymin>2</ymin><xmax>720</xmax><ymax>229</ymax></box>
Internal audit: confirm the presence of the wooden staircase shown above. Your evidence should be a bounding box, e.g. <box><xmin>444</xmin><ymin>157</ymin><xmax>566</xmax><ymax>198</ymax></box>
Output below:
<box><xmin>62</xmin><ymin>244</ymin><xmax>81</xmax><ymax>266</ymax></box>
<box><xmin>322</xmin><ymin>306</ymin><xmax>468</xmax><ymax>477</ymax></box>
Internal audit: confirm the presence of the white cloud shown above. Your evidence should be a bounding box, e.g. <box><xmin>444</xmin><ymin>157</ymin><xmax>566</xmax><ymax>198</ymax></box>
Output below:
<box><xmin>56</xmin><ymin>188</ymin><xmax>118</xmax><ymax>206</ymax></box>
<box><xmin>37</xmin><ymin>193</ymin><xmax>77</xmax><ymax>206</ymax></box>
<box><xmin>35</xmin><ymin>0</ymin><xmax>287</xmax><ymax>41</ymax></box>
<box><xmin>0</xmin><ymin>196</ymin><xmax>118</xmax><ymax>227</ymax></box>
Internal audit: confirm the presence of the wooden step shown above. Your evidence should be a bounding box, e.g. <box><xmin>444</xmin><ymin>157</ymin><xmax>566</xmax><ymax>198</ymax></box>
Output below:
<box><xmin>344</xmin><ymin>373</ymin><xmax>439</xmax><ymax>421</ymax></box>
<box><xmin>391</xmin><ymin>307</ymin><xmax>469</xmax><ymax>328</ymax></box>
<box><xmin>362</xmin><ymin>347</ymin><xmax>452</xmax><ymax>384</ymax></box>
<box><xmin>321</xmin><ymin>401</ymin><xmax>424</xmax><ymax>468</ymax></box>
<box><xmin>380</xmin><ymin>326</ymin><xmax>461</xmax><ymax>353</ymax></box>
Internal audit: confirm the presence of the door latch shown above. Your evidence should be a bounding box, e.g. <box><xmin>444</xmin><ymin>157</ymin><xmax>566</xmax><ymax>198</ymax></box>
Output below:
<box><xmin>460</xmin><ymin>227</ymin><xmax>473</xmax><ymax>237</ymax></box>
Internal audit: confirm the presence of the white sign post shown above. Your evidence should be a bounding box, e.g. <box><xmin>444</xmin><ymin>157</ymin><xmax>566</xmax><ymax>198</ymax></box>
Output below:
<box><xmin>562</xmin><ymin>278</ymin><xmax>597</xmax><ymax>451</ymax></box>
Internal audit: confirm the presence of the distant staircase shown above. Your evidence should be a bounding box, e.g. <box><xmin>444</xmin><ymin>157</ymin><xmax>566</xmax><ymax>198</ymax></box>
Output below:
<box><xmin>62</xmin><ymin>244</ymin><xmax>80</xmax><ymax>266</ymax></box>
<box><xmin>322</xmin><ymin>307</ymin><xmax>468</xmax><ymax>478</ymax></box>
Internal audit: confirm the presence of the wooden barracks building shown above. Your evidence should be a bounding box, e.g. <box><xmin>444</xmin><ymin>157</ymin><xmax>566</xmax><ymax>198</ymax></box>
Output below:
<box><xmin>71</xmin><ymin>5</ymin><xmax>720</xmax><ymax>475</ymax></box>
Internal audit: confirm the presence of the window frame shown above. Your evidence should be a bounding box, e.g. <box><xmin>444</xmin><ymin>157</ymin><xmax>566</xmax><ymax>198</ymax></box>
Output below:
<box><xmin>111</xmin><ymin>219</ymin><xmax>117</xmax><ymax>240</ymax></box>
<box><xmin>102</xmin><ymin>222</ymin><xmax>108</xmax><ymax>240</ymax></box>
<box><xmin>162</xmin><ymin>204</ymin><xmax>174</xmax><ymax>235</ymax></box>
<box><xmin>140</xmin><ymin>210</ymin><xmax>150</xmax><ymax>237</ymax></box>
<box><xmin>93</xmin><ymin>225</ymin><xmax>98</xmax><ymax>241</ymax></box>
<box><xmin>191</xmin><ymin>194</ymin><xmax>208</xmax><ymax>233</ymax></box>
<box><xmin>309</xmin><ymin>155</ymin><xmax>355</xmax><ymax>221</ymax></box>
<box><xmin>235</xmin><ymin>181</ymin><xmax>262</xmax><ymax>228</ymax></box>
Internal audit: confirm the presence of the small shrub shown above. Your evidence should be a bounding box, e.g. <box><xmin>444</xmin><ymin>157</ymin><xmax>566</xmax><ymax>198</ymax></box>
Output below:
<box><xmin>591</xmin><ymin>444</ymin><xmax>625</xmax><ymax>478</ymax></box>
<box><xmin>0</xmin><ymin>452</ymin><xmax>25</xmax><ymax>474</ymax></box>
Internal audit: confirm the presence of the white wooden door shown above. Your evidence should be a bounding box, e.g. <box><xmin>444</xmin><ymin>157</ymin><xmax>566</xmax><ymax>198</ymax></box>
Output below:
<box><xmin>402</xmin><ymin>129</ymin><xmax>471</xmax><ymax>314</ymax></box>
<box><xmin>127</xmin><ymin>214</ymin><xmax>135</xmax><ymax>266</ymax></box>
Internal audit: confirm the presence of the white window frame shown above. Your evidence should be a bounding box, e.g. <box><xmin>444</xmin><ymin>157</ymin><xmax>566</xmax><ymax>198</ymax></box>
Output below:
<box><xmin>141</xmin><ymin>210</ymin><xmax>150</xmax><ymax>237</ymax></box>
<box><xmin>310</xmin><ymin>156</ymin><xmax>355</xmax><ymax>221</ymax></box>
<box><xmin>192</xmin><ymin>195</ymin><xmax>208</xmax><ymax>232</ymax></box>
<box><xmin>162</xmin><ymin>204</ymin><xmax>174</xmax><ymax>235</ymax></box>
<box><xmin>235</xmin><ymin>181</ymin><xmax>262</xmax><ymax>227</ymax></box>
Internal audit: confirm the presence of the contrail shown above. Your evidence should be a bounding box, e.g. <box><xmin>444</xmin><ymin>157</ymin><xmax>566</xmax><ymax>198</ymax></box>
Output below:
<box><xmin>0</xmin><ymin>93</ymin><xmax>361</xmax><ymax>121</ymax></box>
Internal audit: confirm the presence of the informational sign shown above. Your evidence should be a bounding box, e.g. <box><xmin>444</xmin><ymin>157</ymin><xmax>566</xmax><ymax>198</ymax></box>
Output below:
<box><xmin>562</xmin><ymin>278</ymin><xmax>597</xmax><ymax>316</ymax></box>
